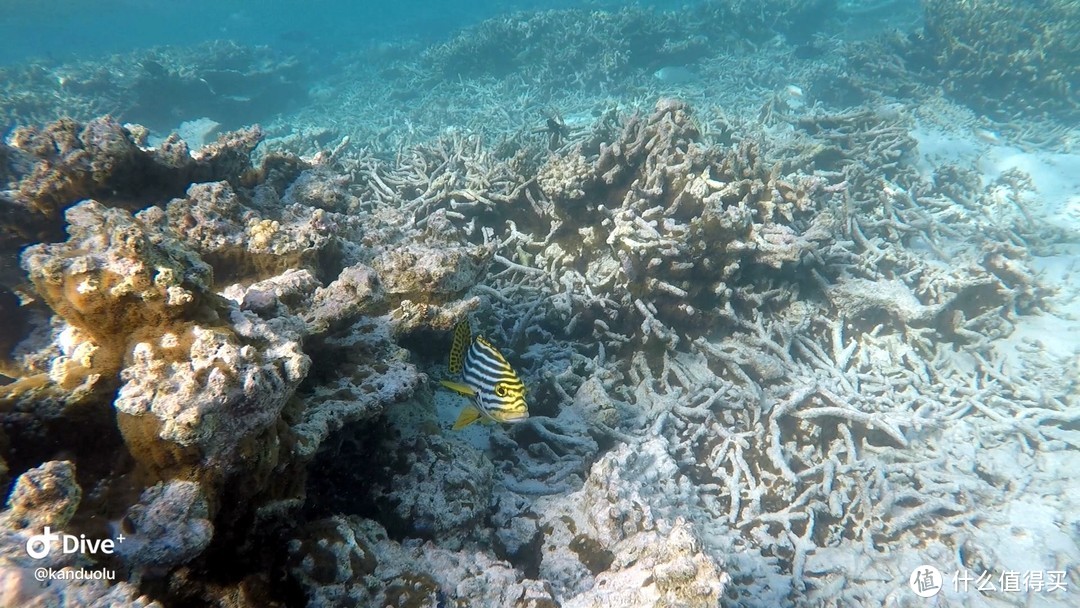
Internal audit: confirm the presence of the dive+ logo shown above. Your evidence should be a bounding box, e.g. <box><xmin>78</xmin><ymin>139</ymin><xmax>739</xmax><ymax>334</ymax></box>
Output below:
<box><xmin>25</xmin><ymin>527</ymin><xmax>125</xmax><ymax>560</ymax></box>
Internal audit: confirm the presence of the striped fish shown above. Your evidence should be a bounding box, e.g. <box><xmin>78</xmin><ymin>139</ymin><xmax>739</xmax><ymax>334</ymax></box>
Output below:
<box><xmin>440</xmin><ymin>319</ymin><xmax>529</xmax><ymax>430</ymax></box>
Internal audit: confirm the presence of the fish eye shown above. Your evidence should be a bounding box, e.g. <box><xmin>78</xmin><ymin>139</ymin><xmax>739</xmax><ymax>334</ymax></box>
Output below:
<box><xmin>495</xmin><ymin>385</ymin><xmax>507</xmax><ymax>398</ymax></box>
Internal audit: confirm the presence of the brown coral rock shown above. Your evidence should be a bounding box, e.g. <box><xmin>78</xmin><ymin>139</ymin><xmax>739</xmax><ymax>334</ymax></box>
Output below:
<box><xmin>373</xmin><ymin>243</ymin><xmax>494</xmax><ymax>302</ymax></box>
<box><xmin>156</xmin><ymin>181</ymin><xmax>335</xmax><ymax>285</ymax></box>
<box><xmin>18</xmin><ymin>200</ymin><xmax>212</xmax><ymax>399</ymax></box>
<box><xmin>2</xmin><ymin>460</ymin><xmax>81</xmax><ymax>530</ymax></box>
<box><xmin>1</xmin><ymin>117</ymin><xmax>262</xmax><ymax>251</ymax></box>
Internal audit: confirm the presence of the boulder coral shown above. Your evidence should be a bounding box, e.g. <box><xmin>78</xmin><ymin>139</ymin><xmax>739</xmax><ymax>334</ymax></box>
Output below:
<box><xmin>1</xmin><ymin>117</ymin><xmax>262</xmax><ymax>250</ymax></box>
<box><xmin>19</xmin><ymin>200</ymin><xmax>214</xmax><ymax>403</ymax></box>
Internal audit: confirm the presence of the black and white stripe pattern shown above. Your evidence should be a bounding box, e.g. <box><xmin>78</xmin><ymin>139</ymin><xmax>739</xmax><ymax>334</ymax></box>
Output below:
<box><xmin>462</xmin><ymin>335</ymin><xmax>527</xmax><ymax>420</ymax></box>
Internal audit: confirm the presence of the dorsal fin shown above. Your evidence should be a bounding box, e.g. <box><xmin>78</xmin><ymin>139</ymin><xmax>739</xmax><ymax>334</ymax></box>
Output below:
<box><xmin>448</xmin><ymin>319</ymin><xmax>471</xmax><ymax>375</ymax></box>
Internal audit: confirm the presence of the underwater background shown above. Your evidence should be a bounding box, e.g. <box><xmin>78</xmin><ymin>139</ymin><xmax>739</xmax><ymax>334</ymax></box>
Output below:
<box><xmin>1</xmin><ymin>0</ymin><xmax>1078</xmax><ymax>606</ymax></box>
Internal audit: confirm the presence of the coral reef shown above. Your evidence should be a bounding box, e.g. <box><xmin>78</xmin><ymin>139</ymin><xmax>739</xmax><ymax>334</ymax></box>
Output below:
<box><xmin>19</xmin><ymin>199</ymin><xmax>216</xmax><ymax>404</ymax></box>
<box><xmin>111</xmin><ymin>481</ymin><xmax>213</xmax><ymax>577</ymax></box>
<box><xmin>373</xmin><ymin>433</ymin><xmax>494</xmax><ymax>546</ymax></box>
<box><xmin>0</xmin><ymin>116</ymin><xmax>262</xmax><ymax>251</ymax></box>
<box><xmin>0</xmin><ymin>462</ymin><xmax>160</xmax><ymax>607</ymax></box>
<box><xmin>534</xmin><ymin>99</ymin><xmax>830</xmax><ymax>342</ymax></box>
<box><xmin>289</xmin><ymin>516</ymin><xmax>559</xmax><ymax>607</ymax></box>
<box><xmin>0</xmin><ymin>7</ymin><xmax>1077</xmax><ymax>604</ymax></box>
<box><xmin>422</xmin><ymin>1</ymin><xmax>836</xmax><ymax>89</ymax></box>
<box><xmin>0</xmin><ymin>41</ymin><xmax>307</xmax><ymax>131</ymax></box>
<box><xmin>0</xmin><ymin>113</ymin><xmax>448</xmax><ymax>606</ymax></box>
<box><xmin>152</xmin><ymin>179</ymin><xmax>336</xmax><ymax>284</ymax></box>
<box><xmin>3</xmin><ymin>461</ymin><xmax>81</xmax><ymax>531</ymax></box>
<box><xmin>563</xmin><ymin>519</ymin><xmax>728</xmax><ymax>608</ymax></box>
<box><xmin>917</xmin><ymin>0</ymin><xmax>1080</xmax><ymax>121</ymax></box>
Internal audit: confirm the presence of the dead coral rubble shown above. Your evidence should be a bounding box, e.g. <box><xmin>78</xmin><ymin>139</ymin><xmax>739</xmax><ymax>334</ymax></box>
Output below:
<box><xmin>0</xmin><ymin>82</ymin><xmax>1073</xmax><ymax>608</ymax></box>
<box><xmin>287</xmin><ymin>96</ymin><xmax>1070</xmax><ymax>608</ymax></box>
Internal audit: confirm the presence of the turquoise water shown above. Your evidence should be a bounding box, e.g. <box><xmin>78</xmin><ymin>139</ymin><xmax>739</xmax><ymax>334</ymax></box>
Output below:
<box><xmin>0</xmin><ymin>0</ymin><xmax>632</xmax><ymax>65</ymax></box>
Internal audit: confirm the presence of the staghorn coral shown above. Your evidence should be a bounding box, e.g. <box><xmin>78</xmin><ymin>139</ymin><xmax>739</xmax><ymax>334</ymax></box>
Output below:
<box><xmin>918</xmin><ymin>0</ymin><xmax>1080</xmax><ymax>121</ymax></box>
<box><xmin>532</xmin><ymin>99</ymin><xmax>830</xmax><ymax>345</ymax></box>
<box><xmin>358</xmin><ymin>96</ymin><xmax>1072</xmax><ymax>607</ymax></box>
<box><xmin>280</xmin><ymin>93</ymin><xmax>1075</xmax><ymax>608</ymax></box>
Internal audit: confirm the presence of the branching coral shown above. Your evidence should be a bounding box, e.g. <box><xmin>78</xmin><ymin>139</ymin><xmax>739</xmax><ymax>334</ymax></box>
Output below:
<box><xmin>1</xmin><ymin>35</ymin><xmax>1075</xmax><ymax>606</ymax></box>
<box><xmin>920</xmin><ymin>0</ymin><xmax>1080</xmax><ymax>121</ymax></box>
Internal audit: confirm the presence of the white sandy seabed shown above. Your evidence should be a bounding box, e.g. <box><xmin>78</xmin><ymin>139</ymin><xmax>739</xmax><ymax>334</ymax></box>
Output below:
<box><xmin>812</xmin><ymin>125</ymin><xmax>1080</xmax><ymax>606</ymax></box>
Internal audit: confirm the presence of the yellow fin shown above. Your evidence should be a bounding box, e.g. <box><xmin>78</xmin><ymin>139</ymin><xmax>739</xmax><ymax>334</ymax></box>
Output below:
<box><xmin>440</xmin><ymin>380</ymin><xmax>476</xmax><ymax>397</ymax></box>
<box><xmin>448</xmin><ymin>319</ymin><xmax>471</xmax><ymax>375</ymax></box>
<box><xmin>452</xmin><ymin>404</ymin><xmax>483</xmax><ymax>430</ymax></box>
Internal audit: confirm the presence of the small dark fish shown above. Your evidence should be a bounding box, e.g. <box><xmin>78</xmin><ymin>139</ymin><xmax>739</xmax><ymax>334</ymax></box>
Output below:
<box><xmin>140</xmin><ymin>60</ymin><xmax>167</xmax><ymax>79</ymax></box>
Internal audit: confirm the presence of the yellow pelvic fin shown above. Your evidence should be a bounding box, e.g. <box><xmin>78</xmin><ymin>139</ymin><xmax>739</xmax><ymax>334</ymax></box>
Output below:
<box><xmin>452</xmin><ymin>404</ymin><xmax>484</xmax><ymax>430</ymax></box>
<box><xmin>440</xmin><ymin>380</ymin><xmax>476</xmax><ymax>397</ymax></box>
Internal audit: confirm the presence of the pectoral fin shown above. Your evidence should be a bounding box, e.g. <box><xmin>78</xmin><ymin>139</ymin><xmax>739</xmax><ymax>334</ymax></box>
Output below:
<box><xmin>452</xmin><ymin>404</ymin><xmax>484</xmax><ymax>430</ymax></box>
<box><xmin>440</xmin><ymin>380</ymin><xmax>476</xmax><ymax>397</ymax></box>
